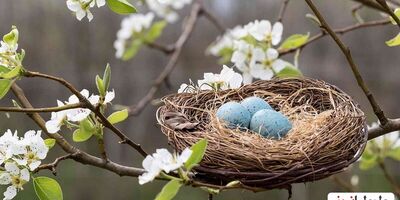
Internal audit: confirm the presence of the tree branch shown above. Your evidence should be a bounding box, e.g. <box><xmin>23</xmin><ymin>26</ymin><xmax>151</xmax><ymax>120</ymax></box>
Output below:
<box><xmin>352</xmin><ymin>0</ymin><xmax>387</xmax><ymax>12</ymax></box>
<box><xmin>277</xmin><ymin>0</ymin><xmax>291</xmax><ymax>22</ymax></box>
<box><xmin>304</xmin><ymin>0</ymin><xmax>389</xmax><ymax>126</ymax></box>
<box><xmin>375</xmin><ymin>0</ymin><xmax>400</xmax><ymax>29</ymax></box>
<box><xmin>21</xmin><ymin>70</ymin><xmax>148</xmax><ymax>157</ymax></box>
<box><xmin>279</xmin><ymin>18</ymin><xmax>390</xmax><ymax>55</ymax></box>
<box><xmin>128</xmin><ymin>2</ymin><xmax>202</xmax><ymax>116</ymax></box>
<box><xmin>0</xmin><ymin>103</ymin><xmax>84</xmax><ymax>113</ymax></box>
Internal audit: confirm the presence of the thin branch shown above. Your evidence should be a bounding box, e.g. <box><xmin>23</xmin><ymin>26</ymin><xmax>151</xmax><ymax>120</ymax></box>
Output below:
<box><xmin>22</xmin><ymin>70</ymin><xmax>148</xmax><ymax>157</ymax></box>
<box><xmin>352</xmin><ymin>0</ymin><xmax>387</xmax><ymax>12</ymax></box>
<box><xmin>279</xmin><ymin>18</ymin><xmax>390</xmax><ymax>55</ymax></box>
<box><xmin>34</xmin><ymin>154</ymin><xmax>76</xmax><ymax>175</ymax></box>
<box><xmin>304</xmin><ymin>0</ymin><xmax>389</xmax><ymax>126</ymax></box>
<box><xmin>368</xmin><ymin>118</ymin><xmax>400</xmax><ymax>139</ymax></box>
<box><xmin>277</xmin><ymin>0</ymin><xmax>291</xmax><ymax>22</ymax></box>
<box><xmin>128</xmin><ymin>2</ymin><xmax>202</xmax><ymax>116</ymax></box>
<box><xmin>146</xmin><ymin>42</ymin><xmax>175</xmax><ymax>54</ymax></box>
<box><xmin>378</xmin><ymin>161</ymin><xmax>400</xmax><ymax>196</ymax></box>
<box><xmin>0</xmin><ymin>103</ymin><xmax>84</xmax><ymax>113</ymax></box>
<box><xmin>202</xmin><ymin>7</ymin><xmax>225</xmax><ymax>33</ymax></box>
<box><xmin>375</xmin><ymin>0</ymin><xmax>400</xmax><ymax>29</ymax></box>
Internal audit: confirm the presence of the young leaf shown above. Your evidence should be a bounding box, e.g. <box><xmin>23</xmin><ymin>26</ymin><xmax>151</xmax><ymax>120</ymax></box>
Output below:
<box><xmin>107</xmin><ymin>109</ymin><xmax>128</xmax><ymax>124</ymax></box>
<box><xmin>73</xmin><ymin>119</ymin><xmax>95</xmax><ymax>142</ymax></box>
<box><xmin>3</xmin><ymin>26</ymin><xmax>19</xmax><ymax>46</ymax></box>
<box><xmin>96</xmin><ymin>75</ymin><xmax>106</xmax><ymax>97</ymax></box>
<box><xmin>388</xmin><ymin>147</ymin><xmax>400</xmax><ymax>161</ymax></box>
<box><xmin>275</xmin><ymin>66</ymin><xmax>303</xmax><ymax>78</ymax></box>
<box><xmin>144</xmin><ymin>21</ymin><xmax>167</xmax><ymax>43</ymax></box>
<box><xmin>0</xmin><ymin>65</ymin><xmax>21</xmax><ymax>79</ymax></box>
<box><xmin>305</xmin><ymin>13</ymin><xmax>321</xmax><ymax>26</ymax></box>
<box><xmin>0</xmin><ymin>65</ymin><xmax>10</xmax><ymax>74</ymax></box>
<box><xmin>122</xmin><ymin>39</ymin><xmax>143</xmax><ymax>60</ymax></box>
<box><xmin>279</xmin><ymin>33</ymin><xmax>309</xmax><ymax>50</ymax></box>
<box><xmin>106</xmin><ymin>0</ymin><xmax>137</xmax><ymax>14</ymax></box>
<box><xmin>390</xmin><ymin>8</ymin><xmax>400</xmax><ymax>25</ymax></box>
<box><xmin>0</xmin><ymin>79</ymin><xmax>13</xmax><ymax>99</ymax></box>
<box><xmin>33</xmin><ymin>177</ymin><xmax>63</xmax><ymax>200</ymax></box>
<box><xmin>44</xmin><ymin>139</ymin><xmax>56</xmax><ymax>149</ymax></box>
<box><xmin>102</xmin><ymin>64</ymin><xmax>111</xmax><ymax>92</ymax></box>
<box><xmin>386</xmin><ymin>33</ymin><xmax>400</xmax><ymax>47</ymax></box>
<box><xmin>184</xmin><ymin>139</ymin><xmax>208</xmax><ymax>171</ymax></box>
<box><xmin>155</xmin><ymin>180</ymin><xmax>182</xmax><ymax>200</ymax></box>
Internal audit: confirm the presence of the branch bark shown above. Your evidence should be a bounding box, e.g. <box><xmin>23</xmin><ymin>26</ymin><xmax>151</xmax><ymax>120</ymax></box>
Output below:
<box><xmin>304</xmin><ymin>0</ymin><xmax>389</xmax><ymax>126</ymax></box>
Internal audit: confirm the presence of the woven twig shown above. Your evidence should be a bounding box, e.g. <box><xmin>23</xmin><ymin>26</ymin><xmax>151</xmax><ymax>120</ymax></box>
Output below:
<box><xmin>157</xmin><ymin>78</ymin><xmax>367</xmax><ymax>190</ymax></box>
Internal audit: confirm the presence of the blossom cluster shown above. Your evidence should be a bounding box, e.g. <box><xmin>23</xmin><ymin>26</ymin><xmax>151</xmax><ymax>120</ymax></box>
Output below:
<box><xmin>139</xmin><ymin>148</ymin><xmax>192</xmax><ymax>185</ymax></box>
<box><xmin>114</xmin><ymin>13</ymin><xmax>155</xmax><ymax>58</ymax></box>
<box><xmin>0</xmin><ymin>130</ymin><xmax>49</xmax><ymax>200</ymax></box>
<box><xmin>178</xmin><ymin>65</ymin><xmax>243</xmax><ymax>93</ymax></box>
<box><xmin>114</xmin><ymin>0</ymin><xmax>192</xmax><ymax>59</ymax></box>
<box><xmin>66</xmin><ymin>0</ymin><xmax>105</xmax><ymax>21</ymax></box>
<box><xmin>45</xmin><ymin>89</ymin><xmax>115</xmax><ymax>134</ymax></box>
<box><xmin>208</xmin><ymin>20</ymin><xmax>293</xmax><ymax>84</ymax></box>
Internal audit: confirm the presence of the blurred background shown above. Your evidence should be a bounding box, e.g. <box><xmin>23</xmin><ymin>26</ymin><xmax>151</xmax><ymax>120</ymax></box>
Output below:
<box><xmin>0</xmin><ymin>0</ymin><xmax>399</xmax><ymax>199</ymax></box>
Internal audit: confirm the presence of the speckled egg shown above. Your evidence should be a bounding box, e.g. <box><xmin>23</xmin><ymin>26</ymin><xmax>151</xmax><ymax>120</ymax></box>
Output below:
<box><xmin>250</xmin><ymin>109</ymin><xmax>292</xmax><ymax>139</ymax></box>
<box><xmin>240</xmin><ymin>97</ymin><xmax>273</xmax><ymax>116</ymax></box>
<box><xmin>216</xmin><ymin>102</ymin><xmax>251</xmax><ymax>129</ymax></box>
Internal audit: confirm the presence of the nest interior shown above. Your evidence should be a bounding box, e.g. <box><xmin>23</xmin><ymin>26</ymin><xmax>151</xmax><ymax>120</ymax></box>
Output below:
<box><xmin>157</xmin><ymin>78</ymin><xmax>367</xmax><ymax>190</ymax></box>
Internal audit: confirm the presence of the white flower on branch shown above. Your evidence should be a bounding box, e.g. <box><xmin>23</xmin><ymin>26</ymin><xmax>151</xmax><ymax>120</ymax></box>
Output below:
<box><xmin>145</xmin><ymin>0</ymin><xmax>192</xmax><ymax>23</ymax></box>
<box><xmin>0</xmin><ymin>162</ymin><xmax>30</xmax><ymax>200</ymax></box>
<box><xmin>248</xmin><ymin>20</ymin><xmax>283</xmax><ymax>45</ymax></box>
<box><xmin>66</xmin><ymin>0</ymin><xmax>105</xmax><ymax>22</ymax></box>
<box><xmin>12</xmin><ymin>131</ymin><xmax>49</xmax><ymax>171</ymax></box>
<box><xmin>45</xmin><ymin>89</ymin><xmax>114</xmax><ymax>133</ymax></box>
<box><xmin>197</xmin><ymin>65</ymin><xmax>243</xmax><ymax>91</ymax></box>
<box><xmin>249</xmin><ymin>48</ymin><xmax>289</xmax><ymax>80</ymax></box>
<box><xmin>0</xmin><ymin>130</ymin><xmax>19</xmax><ymax>165</ymax></box>
<box><xmin>139</xmin><ymin>148</ymin><xmax>192</xmax><ymax>185</ymax></box>
<box><xmin>114</xmin><ymin>13</ymin><xmax>155</xmax><ymax>58</ymax></box>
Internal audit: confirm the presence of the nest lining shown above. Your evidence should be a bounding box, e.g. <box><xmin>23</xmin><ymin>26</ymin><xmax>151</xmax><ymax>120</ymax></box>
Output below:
<box><xmin>157</xmin><ymin>78</ymin><xmax>367</xmax><ymax>190</ymax></box>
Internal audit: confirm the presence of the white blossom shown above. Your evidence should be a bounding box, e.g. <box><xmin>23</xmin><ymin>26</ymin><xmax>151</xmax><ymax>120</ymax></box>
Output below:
<box><xmin>65</xmin><ymin>89</ymin><xmax>99</xmax><ymax>122</ymax></box>
<box><xmin>114</xmin><ymin>13</ymin><xmax>155</xmax><ymax>58</ymax></box>
<box><xmin>66</xmin><ymin>0</ymin><xmax>105</xmax><ymax>22</ymax></box>
<box><xmin>145</xmin><ymin>0</ymin><xmax>191</xmax><ymax>23</ymax></box>
<box><xmin>12</xmin><ymin>131</ymin><xmax>48</xmax><ymax>171</ymax></box>
<box><xmin>248</xmin><ymin>20</ymin><xmax>283</xmax><ymax>45</ymax></box>
<box><xmin>231</xmin><ymin>40</ymin><xmax>253</xmax><ymax>72</ymax></box>
<box><xmin>0</xmin><ymin>163</ymin><xmax>30</xmax><ymax>200</ymax></box>
<box><xmin>0</xmin><ymin>130</ymin><xmax>19</xmax><ymax>165</ymax></box>
<box><xmin>197</xmin><ymin>65</ymin><xmax>243</xmax><ymax>90</ymax></box>
<box><xmin>249</xmin><ymin>48</ymin><xmax>288</xmax><ymax>80</ymax></box>
<box><xmin>138</xmin><ymin>148</ymin><xmax>192</xmax><ymax>185</ymax></box>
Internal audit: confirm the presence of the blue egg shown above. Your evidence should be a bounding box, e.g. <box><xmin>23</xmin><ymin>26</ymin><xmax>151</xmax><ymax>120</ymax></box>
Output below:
<box><xmin>216</xmin><ymin>102</ymin><xmax>251</xmax><ymax>129</ymax></box>
<box><xmin>250</xmin><ymin>109</ymin><xmax>292</xmax><ymax>139</ymax></box>
<box><xmin>241</xmin><ymin>97</ymin><xmax>273</xmax><ymax>116</ymax></box>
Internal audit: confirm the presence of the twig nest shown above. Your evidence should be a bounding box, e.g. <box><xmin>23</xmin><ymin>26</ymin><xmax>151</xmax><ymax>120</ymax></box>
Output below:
<box><xmin>157</xmin><ymin>78</ymin><xmax>367</xmax><ymax>190</ymax></box>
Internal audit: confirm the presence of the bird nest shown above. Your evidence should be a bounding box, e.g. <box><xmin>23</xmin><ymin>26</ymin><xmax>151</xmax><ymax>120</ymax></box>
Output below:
<box><xmin>156</xmin><ymin>78</ymin><xmax>367</xmax><ymax>191</ymax></box>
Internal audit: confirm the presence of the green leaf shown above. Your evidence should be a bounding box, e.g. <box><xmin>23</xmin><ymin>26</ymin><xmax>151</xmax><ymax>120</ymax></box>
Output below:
<box><xmin>106</xmin><ymin>0</ymin><xmax>137</xmax><ymax>14</ymax></box>
<box><xmin>33</xmin><ymin>177</ymin><xmax>63</xmax><ymax>200</ymax></box>
<box><xmin>3</xmin><ymin>26</ymin><xmax>19</xmax><ymax>46</ymax></box>
<box><xmin>388</xmin><ymin>147</ymin><xmax>400</xmax><ymax>161</ymax></box>
<box><xmin>155</xmin><ymin>180</ymin><xmax>182</xmax><ymax>200</ymax></box>
<box><xmin>0</xmin><ymin>65</ymin><xmax>21</xmax><ymax>79</ymax></box>
<box><xmin>102</xmin><ymin>64</ymin><xmax>111</xmax><ymax>92</ymax></box>
<box><xmin>73</xmin><ymin>119</ymin><xmax>95</xmax><ymax>142</ymax></box>
<box><xmin>44</xmin><ymin>139</ymin><xmax>56</xmax><ymax>149</ymax></box>
<box><xmin>305</xmin><ymin>13</ymin><xmax>321</xmax><ymax>26</ymax></box>
<box><xmin>279</xmin><ymin>33</ymin><xmax>310</xmax><ymax>50</ymax></box>
<box><xmin>144</xmin><ymin>21</ymin><xmax>167</xmax><ymax>43</ymax></box>
<box><xmin>386</xmin><ymin>33</ymin><xmax>400</xmax><ymax>47</ymax></box>
<box><xmin>107</xmin><ymin>109</ymin><xmax>128</xmax><ymax>124</ymax></box>
<box><xmin>0</xmin><ymin>65</ymin><xmax>10</xmax><ymax>74</ymax></box>
<box><xmin>0</xmin><ymin>79</ymin><xmax>13</xmax><ymax>99</ymax></box>
<box><xmin>390</xmin><ymin>8</ymin><xmax>400</xmax><ymax>25</ymax></box>
<box><xmin>122</xmin><ymin>39</ymin><xmax>143</xmax><ymax>60</ymax></box>
<box><xmin>275</xmin><ymin>66</ymin><xmax>303</xmax><ymax>78</ymax></box>
<box><xmin>96</xmin><ymin>75</ymin><xmax>105</xmax><ymax>97</ymax></box>
<box><xmin>184</xmin><ymin>139</ymin><xmax>208</xmax><ymax>171</ymax></box>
